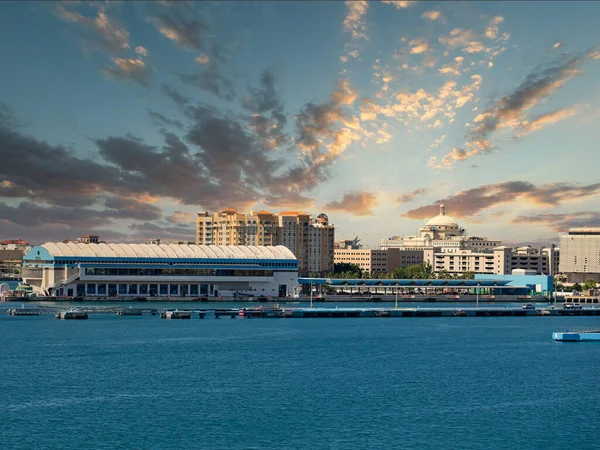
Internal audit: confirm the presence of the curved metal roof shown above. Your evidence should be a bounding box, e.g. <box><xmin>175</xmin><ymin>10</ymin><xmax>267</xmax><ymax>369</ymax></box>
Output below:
<box><xmin>40</xmin><ymin>242</ymin><xmax>296</xmax><ymax>260</ymax></box>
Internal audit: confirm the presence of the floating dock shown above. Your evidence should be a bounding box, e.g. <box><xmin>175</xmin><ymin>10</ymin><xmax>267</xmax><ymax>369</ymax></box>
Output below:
<box><xmin>552</xmin><ymin>330</ymin><xmax>600</xmax><ymax>342</ymax></box>
<box><xmin>160</xmin><ymin>310</ymin><xmax>192</xmax><ymax>319</ymax></box>
<box><xmin>55</xmin><ymin>311</ymin><xmax>88</xmax><ymax>320</ymax></box>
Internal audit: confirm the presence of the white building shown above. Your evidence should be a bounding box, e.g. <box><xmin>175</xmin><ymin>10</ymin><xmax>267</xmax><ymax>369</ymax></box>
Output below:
<box><xmin>381</xmin><ymin>204</ymin><xmax>501</xmax><ymax>251</ymax></box>
<box><xmin>22</xmin><ymin>242</ymin><xmax>298</xmax><ymax>298</ymax></box>
<box><xmin>424</xmin><ymin>246</ymin><xmax>512</xmax><ymax>276</ymax></box>
<box><xmin>559</xmin><ymin>228</ymin><xmax>600</xmax><ymax>282</ymax></box>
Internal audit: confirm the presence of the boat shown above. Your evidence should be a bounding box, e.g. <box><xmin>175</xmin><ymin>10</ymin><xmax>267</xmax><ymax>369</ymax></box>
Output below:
<box><xmin>552</xmin><ymin>329</ymin><xmax>600</xmax><ymax>342</ymax></box>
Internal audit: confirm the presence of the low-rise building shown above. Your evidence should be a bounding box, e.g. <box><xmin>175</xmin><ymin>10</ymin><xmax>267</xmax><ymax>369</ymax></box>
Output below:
<box><xmin>334</xmin><ymin>248</ymin><xmax>423</xmax><ymax>274</ymax></box>
<box><xmin>424</xmin><ymin>246</ymin><xmax>512</xmax><ymax>276</ymax></box>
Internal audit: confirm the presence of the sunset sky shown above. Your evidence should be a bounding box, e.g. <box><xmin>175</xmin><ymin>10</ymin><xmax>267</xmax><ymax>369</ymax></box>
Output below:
<box><xmin>1</xmin><ymin>1</ymin><xmax>600</xmax><ymax>247</ymax></box>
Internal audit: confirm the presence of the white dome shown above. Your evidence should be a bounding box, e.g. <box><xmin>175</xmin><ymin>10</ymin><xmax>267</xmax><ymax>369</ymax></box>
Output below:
<box><xmin>425</xmin><ymin>214</ymin><xmax>459</xmax><ymax>227</ymax></box>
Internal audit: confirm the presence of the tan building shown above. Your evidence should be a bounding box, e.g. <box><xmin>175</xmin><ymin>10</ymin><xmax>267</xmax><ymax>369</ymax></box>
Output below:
<box><xmin>196</xmin><ymin>209</ymin><xmax>279</xmax><ymax>246</ymax></box>
<box><xmin>334</xmin><ymin>248</ymin><xmax>423</xmax><ymax>274</ymax></box>
<box><xmin>309</xmin><ymin>214</ymin><xmax>335</xmax><ymax>276</ymax></box>
<box><xmin>196</xmin><ymin>209</ymin><xmax>335</xmax><ymax>276</ymax></box>
<box><xmin>559</xmin><ymin>228</ymin><xmax>600</xmax><ymax>282</ymax></box>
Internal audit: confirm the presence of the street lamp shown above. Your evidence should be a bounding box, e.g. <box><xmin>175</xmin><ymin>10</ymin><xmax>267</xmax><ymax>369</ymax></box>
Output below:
<box><xmin>476</xmin><ymin>282</ymin><xmax>480</xmax><ymax>308</ymax></box>
<box><xmin>310</xmin><ymin>281</ymin><xmax>313</xmax><ymax>309</ymax></box>
<box><xmin>395</xmin><ymin>284</ymin><xmax>398</xmax><ymax>309</ymax></box>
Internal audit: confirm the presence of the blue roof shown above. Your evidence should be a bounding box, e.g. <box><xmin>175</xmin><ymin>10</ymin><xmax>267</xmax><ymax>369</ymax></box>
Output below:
<box><xmin>298</xmin><ymin>278</ymin><xmax>512</xmax><ymax>287</ymax></box>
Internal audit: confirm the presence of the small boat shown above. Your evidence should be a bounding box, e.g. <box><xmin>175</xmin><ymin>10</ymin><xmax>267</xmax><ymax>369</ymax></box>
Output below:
<box><xmin>553</xmin><ymin>329</ymin><xmax>600</xmax><ymax>342</ymax></box>
<box><xmin>452</xmin><ymin>310</ymin><xmax>467</xmax><ymax>317</ymax></box>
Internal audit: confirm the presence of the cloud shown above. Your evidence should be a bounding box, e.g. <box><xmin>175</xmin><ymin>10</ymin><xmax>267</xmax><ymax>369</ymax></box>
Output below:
<box><xmin>514</xmin><ymin>212</ymin><xmax>600</xmax><ymax>232</ymax></box>
<box><xmin>127</xmin><ymin>222</ymin><xmax>195</xmax><ymax>243</ymax></box>
<box><xmin>409</xmin><ymin>38</ymin><xmax>431</xmax><ymax>55</ymax></box>
<box><xmin>342</xmin><ymin>1</ymin><xmax>369</xmax><ymax>40</ymax></box>
<box><xmin>148</xmin><ymin>110</ymin><xmax>184</xmax><ymax>130</ymax></box>
<box><xmin>103</xmin><ymin>57</ymin><xmax>153</xmax><ymax>86</ymax></box>
<box><xmin>438</xmin><ymin>56</ymin><xmax>464</xmax><ymax>76</ymax></box>
<box><xmin>195</xmin><ymin>54</ymin><xmax>210</xmax><ymax>64</ymax></box>
<box><xmin>422</xmin><ymin>10</ymin><xmax>444</xmax><ymax>22</ymax></box>
<box><xmin>103</xmin><ymin>196</ymin><xmax>163</xmax><ymax>221</ymax></box>
<box><xmin>402</xmin><ymin>181</ymin><xmax>600</xmax><ymax>219</ymax></box>
<box><xmin>439</xmin><ymin>52</ymin><xmax>592</xmax><ymax>166</ymax></box>
<box><xmin>54</xmin><ymin>4</ymin><xmax>130</xmax><ymax>54</ymax></box>
<box><xmin>166</xmin><ymin>211</ymin><xmax>197</xmax><ymax>224</ymax></box>
<box><xmin>395</xmin><ymin>185</ymin><xmax>441</xmax><ymax>204</ymax></box>
<box><xmin>135</xmin><ymin>46</ymin><xmax>148</xmax><ymax>56</ymax></box>
<box><xmin>0</xmin><ymin>201</ymin><xmax>115</xmax><ymax>228</ymax></box>
<box><xmin>179</xmin><ymin>65</ymin><xmax>235</xmax><ymax>101</ymax></box>
<box><xmin>324</xmin><ymin>192</ymin><xmax>378</xmax><ymax>216</ymax></box>
<box><xmin>381</xmin><ymin>1</ymin><xmax>416</xmax><ymax>9</ymax></box>
<box><xmin>484</xmin><ymin>16</ymin><xmax>504</xmax><ymax>40</ymax></box>
<box><xmin>512</xmin><ymin>106</ymin><xmax>579</xmax><ymax>139</ymax></box>
<box><xmin>148</xmin><ymin>3</ymin><xmax>208</xmax><ymax>51</ymax></box>
<box><xmin>439</xmin><ymin>28</ymin><xmax>485</xmax><ymax>53</ymax></box>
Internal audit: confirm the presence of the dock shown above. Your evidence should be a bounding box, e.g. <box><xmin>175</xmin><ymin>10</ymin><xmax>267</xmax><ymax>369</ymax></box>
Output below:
<box><xmin>3</xmin><ymin>305</ymin><xmax>600</xmax><ymax>320</ymax></box>
<box><xmin>55</xmin><ymin>311</ymin><xmax>88</xmax><ymax>320</ymax></box>
<box><xmin>552</xmin><ymin>329</ymin><xmax>600</xmax><ymax>342</ymax></box>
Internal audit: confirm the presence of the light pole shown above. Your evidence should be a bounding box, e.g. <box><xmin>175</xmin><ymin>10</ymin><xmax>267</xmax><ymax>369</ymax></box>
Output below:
<box><xmin>476</xmin><ymin>282</ymin><xmax>480</xmax><ymax>308</ymax></box>
<box><xmin>310</xmin><ymin>282</ymin><xmax>313</xmax><ymax>309</ymax></box>
<box><xmin>395</xmin><ymin>284</ymin><xmax>398</xmax><ymax>309</ymax></box>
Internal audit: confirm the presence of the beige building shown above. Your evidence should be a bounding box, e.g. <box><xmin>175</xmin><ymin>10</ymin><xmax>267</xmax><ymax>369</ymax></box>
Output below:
<box><xmin>511</xmin><ymin>246</ymin><xmax>560</xmax><ymax>276</ymax></box>
<box><xmin>196</xmin><ymin>209</ymin><xmax>279</xmax><ymax>247</ymax></box>
<box><xmin>559</xmin><ymin>228</ymin><xmax>600</xmax><ymax>282</ymax></box>
<box><xmin>424</xmin><ymin>246</ymin><xmax>512</xmax><ymax>276</ymax></box>
<box><xmin>196</xmin><ymin>209</ymin><xmax>334</xmax><ymax>276</ymax></box>
<box><xmin>334</xmin><ymin>248</ymin><xmax>423</xmax><ymax>274</ymax></box>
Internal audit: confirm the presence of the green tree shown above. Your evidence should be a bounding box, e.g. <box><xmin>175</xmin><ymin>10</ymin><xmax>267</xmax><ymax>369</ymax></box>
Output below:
<box><xmin>437</xmin><ymin>270</ymin><xmax>452</xmax><ymax>279</ymax></box>
<box><xmin>583</xmin><ymin>279</ymin><xmax>597</xmax><ymax>290</ymax></box>
<box><xmin>333</xmin><ymin>263</ymin><xmax>362</xmax><ymax>278</ymax></box>
<box><xmin>572</xmin><ymin>282</ymin><xmax>582</xmax><ymax>292</ymax></box>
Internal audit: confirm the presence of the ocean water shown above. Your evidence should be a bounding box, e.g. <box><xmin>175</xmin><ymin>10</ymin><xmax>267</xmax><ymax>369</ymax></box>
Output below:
<box><xmin>1</xmin><ymin>314</ymin><xmax>599</xmax><ymax>449</ymax></box>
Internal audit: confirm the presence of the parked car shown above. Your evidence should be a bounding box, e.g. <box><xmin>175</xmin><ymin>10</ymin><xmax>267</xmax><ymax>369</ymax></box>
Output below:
<box><xmin>522</xmin><ymin>303</ymin><xmax>535</xmax><ymax>310</ymax></box>
<box><xmin>563</xmin><ymin>303</ymin><xmax>583</xmax><ymax>310</ymax></box>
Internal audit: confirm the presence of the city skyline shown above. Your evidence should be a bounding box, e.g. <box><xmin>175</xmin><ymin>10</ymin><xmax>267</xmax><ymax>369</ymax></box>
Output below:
<box><xmin>1</xmin><ymin>1</ymin><xmax>600</xmax><ymax>246</ymax></box>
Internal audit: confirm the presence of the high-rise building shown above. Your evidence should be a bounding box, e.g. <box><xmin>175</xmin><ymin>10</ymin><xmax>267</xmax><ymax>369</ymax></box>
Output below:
<box><xmin>196</xmin><ymin>209</ymin><xmax>279</xmax><ymax>246</ymax></box>
<box><xmin>559</xmin><ymin>228</ymin><xmax>600</xmax><ymax>282</ymax></box>
<box><xmin>196</xmin><ymin>209</ymin><xmax>334</xmax><ymax>276</ymax></box>
<box><xmin>309</xmin><ymin>214</ymin><xmax>335</xmax><ymax>276</ymax></box>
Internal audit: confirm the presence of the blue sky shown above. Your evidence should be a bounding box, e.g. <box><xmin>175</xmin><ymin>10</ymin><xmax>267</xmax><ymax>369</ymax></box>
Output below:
<box><xmin>1</xmin><ymin>1</ymin><xmax>599</xmax><ymax>246</ymax></box>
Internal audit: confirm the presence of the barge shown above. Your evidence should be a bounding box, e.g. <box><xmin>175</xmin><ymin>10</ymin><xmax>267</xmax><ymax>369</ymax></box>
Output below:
<box><xmin>552</xmin><ymin>330</ymin><xmax>600</xmax><ymax>342</ymax></box>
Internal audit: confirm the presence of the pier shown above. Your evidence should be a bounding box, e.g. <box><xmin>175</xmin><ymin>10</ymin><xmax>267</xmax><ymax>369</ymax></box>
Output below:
<box><xmin>3</xmin><ymin>305</ymin><xmax>600</xmax><ymax>319</ymax></box>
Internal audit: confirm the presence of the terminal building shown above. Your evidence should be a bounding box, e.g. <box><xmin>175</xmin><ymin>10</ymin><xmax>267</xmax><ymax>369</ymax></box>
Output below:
<box><xmin>22</xmin><ymin>242</ymin><xmax>298</xmax><ymax>298</ymax></box>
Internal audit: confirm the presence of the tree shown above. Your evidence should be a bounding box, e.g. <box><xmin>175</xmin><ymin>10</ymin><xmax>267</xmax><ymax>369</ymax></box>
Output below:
<box><xmin>351</xmin><ymin>236</ymin><xmax>363</xmax><ymax>249</ymax></box>
<box><xmin>572</xmin><ymin>282</ymin><xmax>582</xmax><ymax>292</ymax></box>
<box><xmin>583</xmin><ymin>279</ymin><xmax>597</xmax><ymax>290</ymax></box>
<box><xmin>333</xmin><ymin>263</ymin><xmax>362</xmax><ymax>278</ymax></box>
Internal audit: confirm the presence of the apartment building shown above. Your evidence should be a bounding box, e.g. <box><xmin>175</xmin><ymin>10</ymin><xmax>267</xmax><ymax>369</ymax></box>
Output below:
<box><xmin>196</xmin><ymin>209</ymin><xmax>334</xmax><ymax>276</ymax></box>
<box><xmin>423</xmin><ymin>246</ymin><xmax>513</xmax><ymax>276</ymax></box>
<box><xmin>559</xmin><ymin>228</ymin><xmax>600</xmax><ymax>282</ymax></box>
<box><xmin>196</xmin><ymin>209</ymin><xmax>279</xmax><ymax>247</ymax></box>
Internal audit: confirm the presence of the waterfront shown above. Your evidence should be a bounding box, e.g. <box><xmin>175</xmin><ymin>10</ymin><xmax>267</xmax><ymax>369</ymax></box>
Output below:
<box><xmin>1</xmin><ymin>315</ymin><xmax>599</xmax><ymax>449</ymax></box>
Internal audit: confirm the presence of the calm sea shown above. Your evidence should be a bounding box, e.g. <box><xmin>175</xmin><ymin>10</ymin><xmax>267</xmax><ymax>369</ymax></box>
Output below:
<box><xmin>1</xmin><ymin>311</ymin><xmax>599</xmax><ymax>449</ymax></box>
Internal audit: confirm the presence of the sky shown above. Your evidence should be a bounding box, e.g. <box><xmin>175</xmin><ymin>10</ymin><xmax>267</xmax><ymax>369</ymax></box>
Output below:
<box><xmin>1</xmin><ymin>0</ymin><xmax>600</xmax><ymax>247</ymax></box>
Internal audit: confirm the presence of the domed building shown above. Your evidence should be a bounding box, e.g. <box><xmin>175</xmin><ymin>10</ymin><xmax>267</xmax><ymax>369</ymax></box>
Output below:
<box><xmin>381</xmin><ymin>204</ymin><xmax>501</xmax><ymax>251</ymax></box>
<box><xmin>419</xmin><ymin>204</ymin><xmax>464</xmax><ymax>241</ymax></box>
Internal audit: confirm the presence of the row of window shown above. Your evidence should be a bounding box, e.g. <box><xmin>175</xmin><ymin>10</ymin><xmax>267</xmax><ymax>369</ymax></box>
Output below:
<box><xmin>84</xmin><ymin>268</ymin><xmax>275</xmax><ymax>277</ymax></box>
<box><xmin>47</xmin><ymin>260</ymin><xmax>296</xmax><ymax>268</ymax></box>
<box><xmin>76</xmin><ymin>283</ymin><xmax>211</xmax><ymax>296</ymax></box>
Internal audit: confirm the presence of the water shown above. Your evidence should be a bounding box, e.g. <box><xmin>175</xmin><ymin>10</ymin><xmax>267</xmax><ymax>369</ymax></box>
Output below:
<box><xmin>1</xmin><ymin>314</ymin><xmax>599</xmax><ymax>449</ymax></box>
